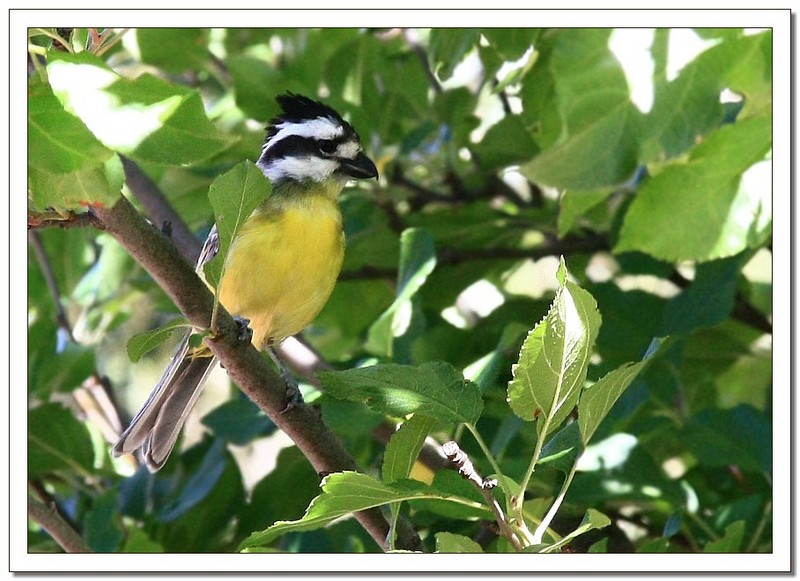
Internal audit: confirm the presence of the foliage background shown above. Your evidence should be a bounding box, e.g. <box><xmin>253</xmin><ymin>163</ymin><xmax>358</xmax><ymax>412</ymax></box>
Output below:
<box><xmin>27</xmin><ymin>27</ymin><xmax>773</xmax><ymax>556</ymax></box>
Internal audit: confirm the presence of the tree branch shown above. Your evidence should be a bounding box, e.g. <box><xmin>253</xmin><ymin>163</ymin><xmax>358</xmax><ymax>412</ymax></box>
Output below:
<box><xmin>92</xmin><ymin>194</ymin><xmax>421</xmax><ymax>552</ymax></box>
<box><xmin>28</xmin><ymin>495</ymin><xmax>90</xmax><ymax>553</ymax></box>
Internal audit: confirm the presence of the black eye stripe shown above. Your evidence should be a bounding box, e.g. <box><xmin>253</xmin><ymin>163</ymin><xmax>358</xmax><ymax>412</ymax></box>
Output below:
<box><xmin>260</xmin><ymin>134</ymin><xmax>359</xmax><ymax>165</ymax></box>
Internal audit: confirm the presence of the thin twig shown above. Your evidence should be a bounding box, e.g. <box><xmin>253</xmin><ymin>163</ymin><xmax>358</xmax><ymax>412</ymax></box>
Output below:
<box><xmin>443</xmin><ymin>441</ymin><xmax>522</xmax><ymax>551</ymax></box>
<box><xmin>402</xmin><ymin>29</ymin><xmax>443</xmax><ymax>94</ymax></box>
<box><xmin>28</xmin><ymin>231</ymin><xmax>75</xmax><ymax>342</ymax></box>
<box><xmin>28</xmin><ymin>210</ymin><xmax>105</xmax><ymax>231</ymax></box>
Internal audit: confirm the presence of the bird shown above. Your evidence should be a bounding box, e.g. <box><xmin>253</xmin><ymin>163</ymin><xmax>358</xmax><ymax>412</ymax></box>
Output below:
<box><xmin>112</xmin><ymin>93</ymin><xmax>379</xmax><ymax>472</ymax></box>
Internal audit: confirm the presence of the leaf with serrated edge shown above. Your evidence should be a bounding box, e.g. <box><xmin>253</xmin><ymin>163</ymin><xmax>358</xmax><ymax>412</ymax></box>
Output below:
<box><xmin>577</xmin><ymin>361</ymin><xmax>645</xmax><ymax>445</ymax></box>
<box><xmin>238</xmin><ymin>471</ymin><xmax>488</xmax><ymax>550</ymax></box>
<box><xmin>508</xmin><ymin>258</ymin><xmax>601</xmax><ymax>437</ymax></box>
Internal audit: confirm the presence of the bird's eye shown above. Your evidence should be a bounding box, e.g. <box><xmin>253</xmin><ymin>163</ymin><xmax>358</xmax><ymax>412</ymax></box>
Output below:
<box><xmin>318</xmin><ymin>139</ymin><xmax>336</xmax><ymax>155</ymax></box>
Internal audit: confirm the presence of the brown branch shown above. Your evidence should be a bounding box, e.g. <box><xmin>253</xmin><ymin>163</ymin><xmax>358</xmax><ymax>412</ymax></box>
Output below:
<box><xmin>92</xmin><ymin>194</ymin><xmax>421</xmax><ymax>552</ymax></box>
<box><xmin>28</xmin><ymin>495</ymin><xmax>90</xmax><ymax>553</ymax></box>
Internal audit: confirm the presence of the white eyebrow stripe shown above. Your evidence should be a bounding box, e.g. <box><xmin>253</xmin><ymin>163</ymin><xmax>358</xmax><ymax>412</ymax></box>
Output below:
<box><xmin>264</xmin><ymin>117</ymin><xmax>344</xmax><ymax>152</ymax></box>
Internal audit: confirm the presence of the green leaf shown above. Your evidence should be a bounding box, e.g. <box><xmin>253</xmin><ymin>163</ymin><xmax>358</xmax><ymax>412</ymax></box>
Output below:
<box><xmin>46</xmin><ymin>50</ymin><xmax>234</xmax><ymax>165</ymax></box>
<box><xmin>521</xmin><ymin>29</ymin><xmax>642</xmax><ymax>190</ymax></box>
<box><xmin>382</xmin><ymin>414</ymin><xmax>438</xmax><ymax>484</ymax></box>
<box><xmin>647</xmin><ymin>31</ymin><xmax>772</xmax><ymax>159</ymax></box>
<box><xmin>408</xmin><ymin>470</ymin><xmax>490</xmax><ymax>521</ymax></box>
<box><xmin>577</xmin><ymin>359</ymin><xmax>648</xmax><ymax>445</ymax></box>
<box><xmin>237</xmin><ymin>446</ymin><xmax>321</xmax><ymax>537</ymax></box>
<box><xmin>120</xmin><ymin>528</ymin><xmax>164</xmax><ymax>553</ymax></box>
<box><xmin>659</xmin><ymin>253</ymin><xmax>749</xmax><ymax>335</ymax></box>
<box><xmin>637</xmin><ymin>538</ymin><xmax>671</xmax><ymax>553</ymax></box>
<box><xmin>557</xmin><ymin>189</ymin><xmax>614</xmax><ymax>237</ymax></box>
<box><xmin>157</xmin><ymin>440</ymin><xmax>228</xmax><ymax>522</ymax></box>
<box><xmin>84</xmin><ymin>489</ymin><xmax>123</xmax><ymax>552</ymax></box>
<box><xmin>683</xmin><ymin>405</ymin><xmax>771</xmax><ymax>474</ymax></box>
<box><xmin>201</xmin><ymin>398</ymin><xmax>276</xmax><ymax>445</ymax></box>
<box><xmin>481</xmin><ymin>28</ymin><xmax>538</xmax><ymax>61</ymax></box>
<box><xmin>126</xmin><ymin>317</ymin><xmax>188</xmax><ymax>363</ymax></box>
<box><xmin>617</xmin><ymin>115</ymin><xmax>771</xmax><ymax>262</ymax></box>
<box><xmin>646</xmin><ymin>38</ymin><xmax>725</xmax><ymax>158</ymax></box>
<box><xmin>28</xmin><ymin>78</ymin><xmax>115</xmax><ymax>174</ymax></box>
<box><xmin>365</xmin><ymin>228</ymin><xmax>436</xmax><ymax>358</ymax></box>
<box><xmin>508</xmin><ymin>258</ymin><xmax>601</xmax><ymax>437</ymax></box>
<box><xmin>319</xmin><ymin>361</ymin><xmax>483</xmax><ymax>426</ymax></box>
<box><xmin>28</xmin><ymin>77</ymin><xmax>124</xmax><ymax>211</ymax></box>
<box><xmin>538</xmin><ymin>421</ymin><xmax>583</xmax><ymax>473</ymax></box>
<box><xmin>543</xmin><ymin>508</ymin><xmax>611</xmax><ymax>553</ymax></box>
<box><xmin>28</xmin><ymin>403</ymin><xmax>94</xmax><ymax>477</ymax></box>
<box><xmin>704</xmin><ymin>520</ymin><xmax>746</xmax><ymax>553</ymax></box>
<box><xmin>28</xmin><ymin>157</ymin><xmax>125</xmax><ymax>212</ymax></box>
<box><xmin>203</xmin><ymin>161</ymin><xmax>272</xmax><ymax>287</ymax></box>
<box><xmin>28</xmin><ymin>342</ymin><xmax>96</xmax><ymax>397</ymax></box>
<box><xmin>435</xmin><ymin>532</ymin><xmax>484</xmax><ymax>553</ymax></box>
<box><xmin>136</xmin><ymin>28</ymin><xmax>210</xmax><ymax>74</ymax></box>
<box><xmin>723</xmin><ymin>32</ymin><xmax>772</xmax><ymax>119</ymax></box>
<box><xmin>238</xmin><ymin>471</ymin><xmax>487</xmax><ymax>550</ymax></box>
<box><xmin>428</xmin><ymin>29</ymin><xmax>480</xmax><ymax>81</ymax></box>
<box><xmin>227</xmin><ymin>55</ymin><xmax>284</xmax><ymax>121</ymax></box>
<box><xmin>474</xmin><ymin>115</ymin><xmax>539</xmax><ymax>170</ymax></box>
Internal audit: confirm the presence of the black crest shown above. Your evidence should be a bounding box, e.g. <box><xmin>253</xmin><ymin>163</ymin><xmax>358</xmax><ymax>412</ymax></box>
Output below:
<box><xmin>266</xmin><ymin>93</ymin><xmax>354</xmax><ymax>142</ymax></box>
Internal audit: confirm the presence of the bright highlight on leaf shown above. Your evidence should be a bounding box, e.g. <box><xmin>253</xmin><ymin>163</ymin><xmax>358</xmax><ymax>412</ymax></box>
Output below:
<box><xmin>319</xmin><ymin>361</ymin><xmax>482</xmax><ymax>426</ymax></box>
<box><xmin>238</xmin><ymin>471</ymin><xmax>489</xmax><ymax>551</ymax></box>
<box><xmin>45</xmin><ymin>50</ymin><xmax>234</xmax><ymax>165</ymax></box>
<box><xmin>507</xmin><ymin>258</ymin><xmax>601</xmax><ymax>437</ymax></box>
<box><xmin>366</xmin><ymin>228</ymin><xmax>436</xmax><ymax>358</ymax></box>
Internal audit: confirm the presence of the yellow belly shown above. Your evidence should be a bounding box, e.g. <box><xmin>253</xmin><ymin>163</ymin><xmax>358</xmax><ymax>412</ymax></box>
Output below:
<box><xmin>217</xmin><ymin>193</ymin><xmax>345</xmax><ymax>348</ymax></box>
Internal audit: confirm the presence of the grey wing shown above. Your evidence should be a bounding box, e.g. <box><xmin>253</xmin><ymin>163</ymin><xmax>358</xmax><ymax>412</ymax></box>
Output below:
<box><xmin>196</xmin><ymin>223</ymin><xmax>220</xmax><ymax>271</ymax></box>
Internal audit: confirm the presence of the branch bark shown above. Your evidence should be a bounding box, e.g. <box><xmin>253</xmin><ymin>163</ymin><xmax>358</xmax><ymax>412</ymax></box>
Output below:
<box><xmin>92</xmin><ymin>194</ymin><xmax>420</xmax><ymax>552</ymax></box>
<box><xmin>28</xmin><ymin>496</ymin><xmax>90</xmax><ymax>553</ymax></box>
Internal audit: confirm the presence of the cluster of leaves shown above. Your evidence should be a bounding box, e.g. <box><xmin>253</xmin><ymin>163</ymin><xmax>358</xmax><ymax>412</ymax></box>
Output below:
<box><xmin>28</xmin><ymin>28</ymin><xmax>772</xmax><ymax>556</ymax></box>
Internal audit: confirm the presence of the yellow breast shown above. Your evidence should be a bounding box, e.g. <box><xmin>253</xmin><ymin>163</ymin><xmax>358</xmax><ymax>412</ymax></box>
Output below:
<box><xmin>217</xmin><ymin>192</ymin><xmax>345</xmax><ymax>348</ymax></box>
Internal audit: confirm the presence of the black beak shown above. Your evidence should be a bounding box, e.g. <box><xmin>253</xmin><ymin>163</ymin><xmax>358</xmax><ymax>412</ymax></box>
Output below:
<box><xmin>339</xmin><ymin>151</ymin><xmax>379</xmax><ymax>180</ymax></box>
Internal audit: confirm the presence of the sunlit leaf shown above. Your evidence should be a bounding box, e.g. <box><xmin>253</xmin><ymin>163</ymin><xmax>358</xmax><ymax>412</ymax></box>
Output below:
<box><xmin>617</xmin><ymin>115</ymin><xmax>771</xmax><ymax>262</ymax></box>
<box><xmin>238</xmin><ymin>471</ymin><xmax>488</xmax><ymax>550</ymax></box>
<box><xmin>319</xmin><ymin>361</ymin><xmax>483</xmax><ymax>426</ymax></box>
<box><xmin>508</xmin><ymin>258</ymin><xmax>601</xmax><ymax>436</ymax></box>
<box><xmin>435</xmin><ymin>532</ymin><xmax>484</xmax><ymax>553</ymax></box>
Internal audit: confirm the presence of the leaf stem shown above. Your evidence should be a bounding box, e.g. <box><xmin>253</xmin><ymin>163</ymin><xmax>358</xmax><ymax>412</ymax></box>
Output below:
<box><xmin>464</xmin><ymin>423</ymin><xmax>512</xmax><ymax>502</ymax></box>
<box><xmin>532</xmin><ymin>462</ymin><xmax>577</xmax><ymax>544</ymax></box>
<box><xmin>514</xmin><ymin>413</ymin><xmax>553</xmax><ymax>513</ymax></box>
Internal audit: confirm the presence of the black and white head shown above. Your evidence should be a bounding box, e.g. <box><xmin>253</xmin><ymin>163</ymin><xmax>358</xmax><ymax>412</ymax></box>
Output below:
<box><xmin>257</xmin><ymin>93</ymin><xmax>378</xmax><ymax>186</ymax></box>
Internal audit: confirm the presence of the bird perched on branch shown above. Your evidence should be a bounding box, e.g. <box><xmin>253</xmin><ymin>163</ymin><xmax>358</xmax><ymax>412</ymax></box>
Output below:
<box><xmin>113</xmin><ymin>93</ymin><xmax>379</xmax><ymax>471</ymax></box>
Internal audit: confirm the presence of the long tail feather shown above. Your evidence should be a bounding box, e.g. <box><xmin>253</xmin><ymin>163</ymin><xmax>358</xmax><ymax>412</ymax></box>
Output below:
<box><xmin>112</xmin><ymin>335</ymin><xmax>217</xmax><ymax>472</ymax></box>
